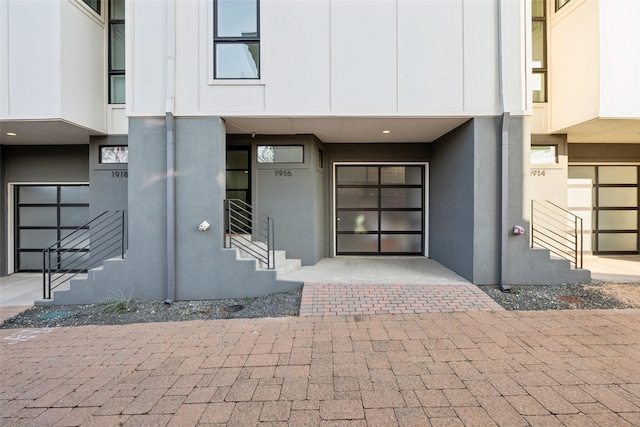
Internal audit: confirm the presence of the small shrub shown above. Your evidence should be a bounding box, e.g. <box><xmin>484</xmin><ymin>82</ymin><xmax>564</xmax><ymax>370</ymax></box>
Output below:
<box><xmin>101</xmin><ymin>289</ymin><xmax>135</xmax><ymax>314</ymax></box>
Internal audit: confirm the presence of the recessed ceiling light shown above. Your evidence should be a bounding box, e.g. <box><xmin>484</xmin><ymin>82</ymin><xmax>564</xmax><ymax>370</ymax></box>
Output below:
<box><xmin>382</xmin><ymin>130</ymin><xmax>391</xmax><ymax>134</ymax></box>
<box><xmin>6</xmin><ymin>132</ymin><xmax>17</xmax><ymax>136</ymax></box>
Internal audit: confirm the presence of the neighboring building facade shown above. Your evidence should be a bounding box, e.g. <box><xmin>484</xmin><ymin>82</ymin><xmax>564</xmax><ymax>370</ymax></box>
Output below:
<box><xmin>1</xmin><ymin>0</ymin><xmax>593</xmax><ymax>305</ymax></box>
<box><xmin>529</xmin><ymin>0</ymin><xmax>640</xmax><ymax>256</ymax></box>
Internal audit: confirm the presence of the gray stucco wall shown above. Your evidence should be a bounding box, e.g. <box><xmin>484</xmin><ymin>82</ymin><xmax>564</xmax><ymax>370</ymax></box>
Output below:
<box><xmin>0</xmin><ymin>145</ymin><xmax>89</xmax><ymax>276</ymax></box>
<box><xmin>249</xmin><ymin>135</ymin><xmax>326</xmax><ymax>265</ymax></box>
<box><xmin>429</xmin><ymin>120</ymin><xmax>475</xmax><ymax>281</ymax></box>
<box><xmin>89</xmin><ymin>136</ymin><xmax>128</xmax><ymax>217</ymax></box>
<box><xmin>529</xmin><ymin>134</ymin><xmax>568</xmax><ymax>207</ymax></box>
<box><xmin>50</xmin><ymin>117</ymin><xmax>301</xmax><ymax>305</ymax></box>
<box><xmin>471</xmin><ymin>118</ymin><xmax>501</xmax><ymax>284</ymax></box>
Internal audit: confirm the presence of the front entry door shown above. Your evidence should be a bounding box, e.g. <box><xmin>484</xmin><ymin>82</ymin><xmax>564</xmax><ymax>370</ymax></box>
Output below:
<box><xmin>335</xmin><ymin>165</ymin><xmax>425</xmax><ymax>255</ymax></box>
<box><xmin>226</xmin><ymin>146</ymin><xmax>251</xmax><ymax>205</ymax></box>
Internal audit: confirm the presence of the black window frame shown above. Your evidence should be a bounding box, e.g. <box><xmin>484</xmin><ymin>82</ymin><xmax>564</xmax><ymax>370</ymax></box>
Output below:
<box><xmin>532</xmin><ymin>0</ymin><xmax>547</xmax><ymax>103</ymax></box>
<box><xmin>82</xmin><ymin>0</ymin><xmax>101</xmax><ymax>15</ymax></box>
<box><xmin>213</xmin><ymin>0</ymin><xmax>261</xmax><ymax>80</ymax></box>
<box><xmin>109</xmin><ymin>0</ymin><xmax>125</xmax><ymax>104</ymax></box>
<box><xmin>99</xmin><ymin>145</ymin><xmax>129</xmax><ymax>164</ymax></box>
<box><xmin>556</xmin><ymin>0</ymin><xmax>572</xmax><ymax>12</ymax></box>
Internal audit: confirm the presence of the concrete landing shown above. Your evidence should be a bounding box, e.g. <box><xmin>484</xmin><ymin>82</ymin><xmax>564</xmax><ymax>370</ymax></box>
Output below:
<box><xmin>280</xmin><ymin>256</ymin><xmax>471</xmax><ymax>285</ymax></box>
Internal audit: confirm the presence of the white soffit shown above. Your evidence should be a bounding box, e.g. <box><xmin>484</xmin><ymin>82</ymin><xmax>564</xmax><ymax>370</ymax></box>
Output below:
<box><xmin>559</xmin><ymin>118</ymin><xmax>640</xmax><ymax>144</ymax></box>
<box><xmin>0</xmin><ymin>120</ymin><xmax>101</xmax><ymax>145</ymax></box>
<box><xmin>223</xmin><ymin>117</ymin><xmax>469</xmax><ymax>143</ymax></box>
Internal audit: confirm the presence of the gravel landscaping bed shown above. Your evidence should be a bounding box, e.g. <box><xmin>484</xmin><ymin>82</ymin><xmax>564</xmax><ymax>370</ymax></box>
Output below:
<box><xmin>1</xmin><ymin>290</ymin><xmax>302</xmax><ymax>329</ymax></box>
<box><xmin>2</xmin><ymin>281</ymin><xmax>639</xmax><ymax>329</ymax></box>
<box><xmin>478</xmin><ymin>281</ymin><xmax>640</xmax><ymax>311</ymax></box>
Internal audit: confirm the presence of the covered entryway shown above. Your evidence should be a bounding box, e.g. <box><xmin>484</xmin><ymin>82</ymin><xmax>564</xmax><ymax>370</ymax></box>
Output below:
<box><xmin>335</xmin><ymin>164</ymin><xmax>427</xmax><ymax>255</ymax></box>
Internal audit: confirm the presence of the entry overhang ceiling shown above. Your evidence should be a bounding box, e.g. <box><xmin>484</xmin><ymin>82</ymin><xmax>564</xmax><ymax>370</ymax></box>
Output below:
<box><xmin>556</xmin><ymin>118</ymin><xmax>640</xmax><ymax>144</ymax></box>
<box><xmin>223</xmin><ymin>116</ymin><xmax>470</xmax><ymax>143</ymax></box>
<box><xmin>0</xmin><ymin>120</ymin><xmax>101</xmax><ymax>145</ymax></box>
<box><xmin>0</xmin><ymin>116</ymin><xmax>473</xmax><ymax>145</ymax></box>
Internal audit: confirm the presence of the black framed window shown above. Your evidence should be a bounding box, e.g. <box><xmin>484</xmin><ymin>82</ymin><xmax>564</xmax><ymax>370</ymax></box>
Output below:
<box><xmin>82</xmin><ymin>0</ymin><xmax>100</xmax><ymax>14</ymax></box>
<box><xmin>257</xmin><ymin>145</ymin><xmax>303</xmax><ymax>163</ymax></box>
<box><xmin>532</xmin><ymin>0</ymin><xmax>547</xmax><ymax>102</ymax></box>
<box><xmin>100</xmin><ymin>146</ymin><xmax>129</xmax><ymax>164</ymax></box>
<box><xmin>556</xmin><ymin>0</ymin><xmax>571</xmax><ymax>11</ymax></box>
<box><xmin>109</xmin><ymin>0</ymin><xmax>125</xmax><ymax>104</ymax></box>
<box><xmin>214</xmin><ymin>0</ymin><xmax>260</xmax><ymax>79</ymax></box>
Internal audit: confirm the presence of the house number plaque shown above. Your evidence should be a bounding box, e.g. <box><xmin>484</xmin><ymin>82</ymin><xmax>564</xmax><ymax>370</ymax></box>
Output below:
<box><xmin>111</xmin><ymin>171</ymin><xmax>128</xmax><ymax>178</ymax></box>
<box><xmin>275</xmin><ymin>170</ymin><xmax>292</xmax><ymax>177</ymax></box>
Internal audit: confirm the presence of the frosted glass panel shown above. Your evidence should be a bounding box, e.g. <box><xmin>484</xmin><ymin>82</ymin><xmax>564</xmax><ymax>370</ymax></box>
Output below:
<box><xmin>60</xmin><ymin>207</ymin><xmax>90</xmax><ymax>226</ymax></box>
<box><xmin>599</xmin><ymin>233</ymin><xmax>638</xmax><ymax>251</ymax></box>
<box><xmin>381</xmin><ymin>211</ymin><xmax>422</xmax><ymax>231</ymax></box>
<box><xmin>19</xmin><ymin>207</ymin><xmax>57</xmax><ymax>226</ymax></box>
<box><xmin>599</xmin><ymin>166</ymin><xmax>637</xmax><ymax>184</ymax></box>
<box><xmin>337</xmin><ymin>234</ymin><xmax>378</xmax><ymax>252</ymax></box>
<box><xmin>337</xmin><ymin>167</ymin><xmax>378</xmax><ymax>185</ymax></box>
<box><xmin>380</xmin><ymin>166</ymin><xmax>422</xmax><ymax>185</ymax></box>
<box><xmin>19</xmin><ymin>252</ymin><xmax>42</xmax><ymax>270</ymax></box>
<box><xmin>568</xmin><ymin>166</ymin><xmax>595</xmax><ymax>181</ymax></box>
<box><xmin>19</xmin><ymin>186</ymin><xmax>56</xmax><ymax>203</ymax></box>
<box><xmin>381</xmin><ymin>188</ymin><xmax>422</xmax><ymax>208</ymax></box>
<box><xmin>381</xmin><ymin>235</ymin><xmax>422</xmax><ymax>253</ymax></box>
<box><xmin>60</xmin><ymin>251</ymin><xmax>91</xmax><ymax>270</ymax></box>
<box><xmin>337</xmin><ymin>212</ymin><xmax>378</xmax><ymax>232</ymax></box>
<box><xmin>598</xmin><ymin>211</ymin><xmax>638</xmax><ymax>230</ymax></box>
<box><xmin>19</xmin><ymin>230</ymin><xmax>57</xmax><ymax>249</ymax></box>
<box><xmin>337</xmin><ymin>188</ymin><xmax>378</xmax><ymax>208</ymax></box>
<box><xmin>60</xmin><ymin>229</ymin><xmax>90</xmax><ymax>249</ymax></box>
<box><xmin>60</xmin><ymin>186</ymin><xmax>90</xmax><ymax>203</ymax></box>
<box><xmin>598</xmin><ymin>188</ymin><xmax>637</xmax><ymax>207</ymax></box>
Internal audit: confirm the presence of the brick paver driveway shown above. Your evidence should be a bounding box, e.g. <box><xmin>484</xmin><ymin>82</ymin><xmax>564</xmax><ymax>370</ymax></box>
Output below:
<box><xmin>2</xmin><ymin>309</ymin><xmax>640</xmax><ymax>426</ymax></box>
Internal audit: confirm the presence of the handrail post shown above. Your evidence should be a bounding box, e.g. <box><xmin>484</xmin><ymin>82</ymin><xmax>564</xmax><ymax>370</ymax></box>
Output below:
<box><xmin>42</xmin><ymin>249</ymin><xmax>47</xmax><ymax>299</ymax></box>
<box><xmin>121</xmin><ymin>211</ymin><xmax>125</xmax><ymax>259</ymax></box>
<box><xmin>573</xmin><ymin>216</ymin><xmax>578</xmax><ymax>268</ymax></box>
<box><xmin>530</xmin><ymin>200</ymin><xmax>534</xmax><ymax>248</ymax></box>
<box><xmin>579</xmin><ymin>217</ymin><xmax>583</xmax><ymax>269</ymax></box>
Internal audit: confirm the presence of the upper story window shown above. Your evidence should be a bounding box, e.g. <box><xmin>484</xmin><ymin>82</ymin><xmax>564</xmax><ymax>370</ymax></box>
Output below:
<box><xmin>82</xmin><ymin>0</ymin><xmax>100</xmax><ymax>15</ymax></box>
<box><xmin>532</xmin><ymin>0</ymin><xmax>547</xmax><ymax>102</ymax></box>
<box><xmin>556</xmin><ymin>0</ymin><xmax>571</xmax><ymax>11</ymax></box>
<box><xmin>214</xmin><ymin>0</ymin><xmax>260</xmax><ymax>79</ymax></box>
<box><xmin>109</xmin><ymin>0</ymin><xmax>125</xmax><ymax>104</ymax></box>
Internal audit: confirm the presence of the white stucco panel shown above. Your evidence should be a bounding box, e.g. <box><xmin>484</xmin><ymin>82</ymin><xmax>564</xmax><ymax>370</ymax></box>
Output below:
<box><xmin>397</xmin><ymin>0</ymin><xmax>463</xmax><ymax>113</ymax></box>
<box><xmin>262</xmin><ymin>0</ymin><xmax>331</xmax><ymax>113</ymax></box>
<box><xmin>129</xmin><ymin>0</ymin><xmax>166</xmax><ymax>116</ymax></box>
<box><xmin>463</xmin><ymin>0</ymin><xmax>499</xmax><ymax>114</ymax></box>
<box><xmin>599</xmin><ymin>0</ymin><xmax>640</xmax><ymax>119</ymax></box>
<box><xmin>2</xmin><ymin>0</ymin><xmax>62</xmax><ymax>119</ymax></box>
<box><xmin>330</xmin><ymin>0</ymin><xmax>397</xmax><ymax>113</ymax></box>
<box><xmin>60</xmin><ymin>1</ymin><xmax>106</xmax><ymax>132</ymax></box>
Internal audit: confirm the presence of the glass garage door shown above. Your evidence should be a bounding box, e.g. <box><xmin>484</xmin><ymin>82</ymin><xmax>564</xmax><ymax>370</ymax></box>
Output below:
<box><xmin>568</xmin><ymin>166</ymin><xmax>639</xmax><ymax>254</ymax></box>
<box><xmin>336</xmin><ymin>165</ymin><xmax>425</xmax><ymax>255</ymax></box>
<box><xmin>15</xmin><ymin>185</ymin><xmax>90</xmax><ymax>272</ymax></box>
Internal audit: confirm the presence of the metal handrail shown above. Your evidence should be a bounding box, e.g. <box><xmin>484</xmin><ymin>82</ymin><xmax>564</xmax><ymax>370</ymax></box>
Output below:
<box><xmin>225</xmin><ymin>199</ymin><xmax>274</xmax><ymax>269</ymax></box>
<box><xmin>531</xmin><ymin>200</ymin><xmax>583</xmax><ymax>269</ymax></box>
<box><xmin>42</xmin><ymin>211</ymin><xmax>127</xmax><ymax>299</ymax></box>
